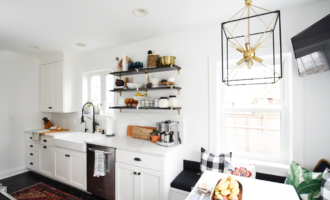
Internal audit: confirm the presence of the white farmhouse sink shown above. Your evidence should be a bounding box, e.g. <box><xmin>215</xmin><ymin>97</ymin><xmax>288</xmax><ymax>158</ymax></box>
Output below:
<box><xmin>53</xmin><ymin>132</ymin><xmax>104</xmax><ymax>152</ymax></box>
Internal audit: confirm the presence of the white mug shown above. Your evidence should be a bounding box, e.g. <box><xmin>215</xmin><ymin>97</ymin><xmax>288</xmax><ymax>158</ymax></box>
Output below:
<box><xmin>150</xmin><ymin>78</ymin><xmax>159</xmax><ymax>87</ymax></box>
<box><xmin>118</xmin><ymin>98</ymin><xmax>125</xmax><ymax>106</ymax></box>
<box><xmin>168</xmin><ymin>77</ymin><xmax>175</xmax><ymax>83</ymax></box>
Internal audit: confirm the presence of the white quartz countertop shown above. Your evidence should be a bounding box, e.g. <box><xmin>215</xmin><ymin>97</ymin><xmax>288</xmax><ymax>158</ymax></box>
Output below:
<box><xmin>84</xmin><ymin>135</ymin><xmax>179</xmax><ymax>157</ymax></box>
<box><xmin>25</xmin><ymin>129</ymin><xmax>179</xmax><ymax>156</ymax></box>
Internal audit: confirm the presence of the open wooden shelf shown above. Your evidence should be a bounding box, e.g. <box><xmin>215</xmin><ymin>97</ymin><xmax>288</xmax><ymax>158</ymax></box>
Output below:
<box><xmin>110</xmin><ymin>86</ymin><xmax>181</xmax><ymax>95</ymax></box>
<box><xmin>110</xmin><ymin>106</ymin><xmax>182</xmax><ymax>114</ymax></box>
<box><xmin>109</xmin><ymin>65</ymin><xmax>181</xmax><ymax>76</ymax></box>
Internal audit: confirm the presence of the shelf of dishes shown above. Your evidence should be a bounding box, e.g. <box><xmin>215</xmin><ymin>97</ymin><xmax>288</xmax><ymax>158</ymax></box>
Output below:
<box><xmin>113</xmin><ymin>95</ymin><xmax>181</xmax><ymax>114</ymax></box>
<box><xmin>110</xmin><ymin>65</ymin><xmax>181</xmax><ymax>77</ymax></box>
<box><xmin>109</xmin><ymin>106</ymin><xmax>182</xmax><ymax>114</ymax></box>
<box><xmin>110</xmin><ymin>86</ymin><xmax>181</xmax><ymax>94</ymax></box>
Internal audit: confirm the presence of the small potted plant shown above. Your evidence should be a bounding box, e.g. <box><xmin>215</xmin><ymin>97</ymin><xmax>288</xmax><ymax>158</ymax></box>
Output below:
<box><xmin>84</xmin><ymin>103</ymin><xmax>92</xmax><ymax>114</ymax></box>
<box><xmin>150</xmin><ymin>129</ymin><xmax>161</xmax><ymax>143</ymax></box>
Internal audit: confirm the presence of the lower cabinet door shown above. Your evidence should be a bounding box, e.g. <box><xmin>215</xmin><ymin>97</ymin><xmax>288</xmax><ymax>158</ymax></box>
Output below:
<box><xmin>116</xmin><ymin>162</ymin><xmax>139</xmax><ymax>200</ymax></box>
<box><xmin>68</xmin><ymin>151</ymin><xmax>86</xmax><ymax>190</ymax></box>
<box><xmin>54</xmin><ymin>148</ymin><xmax>70</xmax><ymax>183</ymax></box>
<box><xmin>138</xmin><ymin>167</ymin><xmax>165</xmax><ymax>200</ymax></box>
<box><xmin>38</xmin><ymin>145</ymin><xmax>53</xmax><ymax>177</ymax></box>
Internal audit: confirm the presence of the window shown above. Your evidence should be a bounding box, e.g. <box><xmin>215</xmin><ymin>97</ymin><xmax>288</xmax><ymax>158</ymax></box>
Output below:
<box><xmin>83</xmin><ymin>71</ymin><xmax>114</xmax><ymax>115</ymax></box>
<box><xmin>297</xmin><ymin>51</ymin><xmax>329</xmax><ymax>76</ymax></box>
<box><xmin>220</xmin><ymin>60</ymin><xmax>287</xmax><ymax>162</ymax></box>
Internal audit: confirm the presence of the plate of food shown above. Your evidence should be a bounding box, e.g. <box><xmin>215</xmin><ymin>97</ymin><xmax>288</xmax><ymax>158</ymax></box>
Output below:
<box><xmin>211</xmin><ymin>176</ymin><xmax>243</xmax><ymax>200</ymax></box>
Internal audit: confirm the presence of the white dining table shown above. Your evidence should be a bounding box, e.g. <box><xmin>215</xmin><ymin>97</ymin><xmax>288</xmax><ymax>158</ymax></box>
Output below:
<box><xmin>186</xmin><ymin>171</ymin><xmax>300</xmax><ymax>200</ymax></box>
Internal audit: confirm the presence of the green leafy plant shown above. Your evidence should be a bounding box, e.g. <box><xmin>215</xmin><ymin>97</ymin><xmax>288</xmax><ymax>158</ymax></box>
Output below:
<box><xmin>285</xmin><ymin>161</ymin><xmax>322</xmax><ymax>200</ymax></box>
<box><xmin>150</xmin><ymin>129</ymin><xmax>160</xmax><ymax>136</ymax></box>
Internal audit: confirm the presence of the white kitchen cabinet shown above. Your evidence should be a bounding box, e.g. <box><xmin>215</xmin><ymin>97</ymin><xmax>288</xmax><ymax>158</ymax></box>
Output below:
<box><xmin>138</xmin><ymin>167</ymin><xmax>164</xmax><ymax>200</ymax></box>
<box><xmin>68</xmin><ymin>151</ymin><xmax>86</xmax><ymax>189</ymax></box>
<box><xmin>116</xmin><ymin>161</ymin><xmax>165</xmax><ymax>200</ymax></box>
<box><xmin>39</xmin><ymin>52</ymin><xmax>78</xmax><ymax>113</ymax></box>
<box><xmin>54</xmin><ymin>147</ymin><xmax>86</xmax><ymax>190</ymax></box>
<box><xmin>116</xmin><ymin>163</ymin><xmax>139</xmax><ymax>200</ymax></box>
<box><xmin>38</xmin><ymin>145</ymin><xmax>53</xmax><ymax>177</ymax></box>
<box><xmin>54</xmin><ymin>147</ymin><xmax>69</xmax><ymax>182</ymax></box>
<box><xmin>40</xmin><ymin>64</ymin><xmax>53</xmax><ymax>111</ymax></box>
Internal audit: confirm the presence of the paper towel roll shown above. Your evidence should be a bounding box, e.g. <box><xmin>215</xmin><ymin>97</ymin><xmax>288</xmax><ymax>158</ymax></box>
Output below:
<box><xmin>106</xmin><ymin>118</ymin><xmax>116</xmax><ymax>136</ymax></box>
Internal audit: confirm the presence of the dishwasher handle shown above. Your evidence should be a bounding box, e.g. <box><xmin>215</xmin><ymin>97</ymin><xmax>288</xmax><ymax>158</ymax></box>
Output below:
<box><xmin>89</xmin><ymin>147</ymin><xmax>112</xmax><ymax>155</ymax></box>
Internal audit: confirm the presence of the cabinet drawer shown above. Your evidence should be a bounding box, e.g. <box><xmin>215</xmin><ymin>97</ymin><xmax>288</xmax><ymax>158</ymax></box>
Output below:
<box><xmin>25</xmin><ymin>133</ymin><xmax>34</xmax><ymax>142</ymax></box>
<box><xmin>40</xmin><ymin>136</ymin><xmax>53</xmax><ymax>146</ymax></box>
<box><xmin>26</xmin><ymin>142</ymin><xmax>39</xmax><ymax>151</ymax></box>
<box><xmin>26</xmin><ymin>149</ymin><xmax>39</xmax><ymax>160</ymax></box>
<box><xmin>26</xmin><ymin>157</ymin><xmax>39</xmax><ymax>171</ymax></box>
<box><xmin>116</xmin><ymin>150</ymin><xmax>164</xmax><ymax>172</ymax></box>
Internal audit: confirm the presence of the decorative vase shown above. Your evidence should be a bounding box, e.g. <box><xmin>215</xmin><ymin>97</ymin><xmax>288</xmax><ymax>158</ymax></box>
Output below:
<box><xmin>150</xmin><ymin>135</ymin><xmax>161</xmax><ymax>143</ymax></box>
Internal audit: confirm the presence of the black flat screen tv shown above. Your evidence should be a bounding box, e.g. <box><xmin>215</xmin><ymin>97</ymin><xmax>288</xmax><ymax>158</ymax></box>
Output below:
<box><xmin>292</xmin><ymin>14</ymin><xmax>330</xmax><ymax>77</ymax></box>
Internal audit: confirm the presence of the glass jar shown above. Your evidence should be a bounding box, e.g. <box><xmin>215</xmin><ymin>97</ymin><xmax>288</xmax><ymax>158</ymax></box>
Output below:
<box><xmin>145</xmin><ymin>99</ymin><xmax>150</xmax><ymax>107</ymax></box>
<box><xmin>169</xmin><ymin>95</ymin><xmax>179</xmax><ymax>107</ymax></box>
<box><xmin>149</xmin><ymin>98</ymin><xmax>154</xmax><ymax>107</ymax></box>
<box><xmin>140</xmin><ymin>100</ymin><xmax>145</xmax><ymax>107</ymax></box>
<box><xmin>154</xmin><ymin>98</ymin><xmax>159</xmax><ymax>107</ymax></box>
<box><xmin>159</xmin><ymin>97</ymin><xmax>169</xmax><ymax>108</ymax></box>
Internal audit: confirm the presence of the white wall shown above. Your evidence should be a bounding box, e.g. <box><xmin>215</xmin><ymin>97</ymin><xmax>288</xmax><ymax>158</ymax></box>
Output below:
<box><xmin>281</xmin><ymin>0</ymin><xmax>330</xmax><ymax>171</ymax></box>
<box><xmin>56</xmin><ymin>0</ymin><xmax>330</xmax><ymax>172</ymax></box>
<box><xmin>0</xmin><ymin>50</ymin><xmax>51</xmax><ymax>179</ymax></box>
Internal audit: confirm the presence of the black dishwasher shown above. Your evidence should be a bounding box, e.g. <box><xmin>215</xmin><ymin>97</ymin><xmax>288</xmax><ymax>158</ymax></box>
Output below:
<box><xmin>87</xmin><ymin>144</ymin><xmax>116</xmax><ymax>200</ymax></box>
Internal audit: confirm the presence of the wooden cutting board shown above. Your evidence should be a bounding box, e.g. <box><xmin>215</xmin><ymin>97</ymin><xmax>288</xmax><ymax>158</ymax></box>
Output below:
<box><xmin>40</xmin><ymin>129</ymin><xmax>70</xmax><ymax>135</ymax></box>
<box><xmin>127</xmin><ymin>125</ymin><xmax>155</xmax><ymax>138</ymax></box>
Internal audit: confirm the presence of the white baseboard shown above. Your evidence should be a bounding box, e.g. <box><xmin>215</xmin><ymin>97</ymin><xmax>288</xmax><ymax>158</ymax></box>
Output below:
<box><xmin>0</xmin><ymin>166</ymin><xmax>28</xmax><ymax>180</ymax></box>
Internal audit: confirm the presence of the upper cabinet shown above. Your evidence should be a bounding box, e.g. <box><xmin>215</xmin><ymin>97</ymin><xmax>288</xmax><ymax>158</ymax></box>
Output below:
<box><xmin>39</xmin><ymin>52</ymin><xmax>79</xmax><ymax>113</ymax></box>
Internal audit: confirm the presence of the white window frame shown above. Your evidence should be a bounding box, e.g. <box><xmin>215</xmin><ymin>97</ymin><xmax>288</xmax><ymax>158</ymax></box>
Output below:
<box><xmin>209</xmin><ymin>51</ymin><xmax>295</xmax><ymax>165</ymax></box>
<box><xmin>85</xmin><ymin>71</ymin><xmax>115</xmax><ymax>117</ymax></box>
<box><xmin>219</xmin><ymin>54</ymin><xmax>288</xmax><ymax>163</ymax></box>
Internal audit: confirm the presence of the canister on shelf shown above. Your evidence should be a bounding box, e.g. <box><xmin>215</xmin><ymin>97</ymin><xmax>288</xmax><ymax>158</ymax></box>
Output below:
<box><xmin>169</xmin><ymin>95</ymin><xmax>179</xmax><ymax>107</ymax></box>
<box><xmin>159</xmin><ymin>97</ymin><xmax>169</xmax><ymax>108</ymax></box>
<box><xmin>147</xmin><ymin>50</ymin><xmax>159</xmax><ymax>68</ymax></box>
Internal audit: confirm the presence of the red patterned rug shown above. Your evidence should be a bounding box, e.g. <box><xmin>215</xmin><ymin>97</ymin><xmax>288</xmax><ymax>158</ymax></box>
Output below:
<box><xmin>11</xmin><ymin>183</ymin><xmax>81</xmax><ymax>200</ymax></box>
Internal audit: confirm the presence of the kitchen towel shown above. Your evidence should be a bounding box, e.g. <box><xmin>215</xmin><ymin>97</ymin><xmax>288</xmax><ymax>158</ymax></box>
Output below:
<box><xmin>93</xmin><ymin>150</ymin><xmax>106</xmax><ymax>177</ymax></box>
<box><xmin>32</xmin><ymin>130</ymin><xmax>49</xmax><ymax>141</ymax></box>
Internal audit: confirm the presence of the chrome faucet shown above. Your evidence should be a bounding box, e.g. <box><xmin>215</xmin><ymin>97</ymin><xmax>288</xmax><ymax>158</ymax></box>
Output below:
<box><xmin>81</xmin><ymin>102</ymin><xmax>99</xmax><ymax>133</ymax></box>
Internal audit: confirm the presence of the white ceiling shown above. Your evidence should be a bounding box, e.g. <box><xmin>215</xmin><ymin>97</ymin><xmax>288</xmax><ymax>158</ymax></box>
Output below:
<box><xmin>0</xmin><ymin>0</ymin><xmax>322</xmax><ymax>57</ymax></box>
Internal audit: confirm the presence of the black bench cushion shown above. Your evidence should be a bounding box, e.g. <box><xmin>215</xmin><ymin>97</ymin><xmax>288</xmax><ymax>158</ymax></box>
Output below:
<box><xmin>184</xmin><ymin>160</ymin><xmax>200</xmax><ymax>172</ymax></box>
<box><xmin>171</xmin><ymin>160</ymin><xmax>287</xmax><ymax>192</ymax></box>
<box><xmin>170</xmin><ymin>169</ymin><xmax>201</xmax><ymax>192</ymax></box>
<box><xmin>313</xmin><ymin>159</ymin><xmax>330</xmax><ymax>173</ymax></box>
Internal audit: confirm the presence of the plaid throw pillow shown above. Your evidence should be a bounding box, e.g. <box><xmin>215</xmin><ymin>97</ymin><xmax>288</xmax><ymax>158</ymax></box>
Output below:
<box><xmin>321</xmin><ymin>168</ymin><xmax>330</xmax><ymax>200</ymax></box>
<box><xmin>200</xmin><ymin>147</ymin><xmax>230</xmax><ymax>173</ymax></box>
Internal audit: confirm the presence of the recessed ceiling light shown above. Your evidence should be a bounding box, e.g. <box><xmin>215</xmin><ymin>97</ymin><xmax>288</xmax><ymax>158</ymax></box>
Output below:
<box><xmin>133</xmin><ymin>9</ymin><xmax>148</xmax><ymax>17</ymax></box>
<box><xmin>76</xmin><ymin>43</ymin><xmax>86</xmax><ymax>47</ymax></box>
<box><xmin>28</xmin><ymin>46</ymin><xmax>39</xmax><ymax>49</ymax></box>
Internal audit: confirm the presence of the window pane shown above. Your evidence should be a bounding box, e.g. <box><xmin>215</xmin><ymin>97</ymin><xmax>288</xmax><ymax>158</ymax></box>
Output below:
<box><xmin>224</xmin><ymin>81</ymin><xmax>281</xmax><ymax>108</ymax></box>
<box><xmin>91</xmin><ymin>75</ymin><xmax>101</xmax><ymax>106</ymax></box>
<box><xmin>225</xmin><ymin>112</ymin><xmax>281</xmax><ymax>156</ymax></box>
<box><xmin>297</xmin><ymin>51</ymin><xmax>328</xmax><ymax>76</ymax></box>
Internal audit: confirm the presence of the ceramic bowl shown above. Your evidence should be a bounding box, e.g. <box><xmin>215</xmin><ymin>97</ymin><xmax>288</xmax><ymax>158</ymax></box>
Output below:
<box><xmin>127</xmin><ymin>83</ymin><xmax>144</xmax><ymax>89</ymax></box>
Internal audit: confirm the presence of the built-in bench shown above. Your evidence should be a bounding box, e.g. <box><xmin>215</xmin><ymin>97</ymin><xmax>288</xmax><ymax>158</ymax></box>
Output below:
<box><xmin>170</xmin><ymin>160</ymin><xmax>286</xmax><ymax>200</ymax></box>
